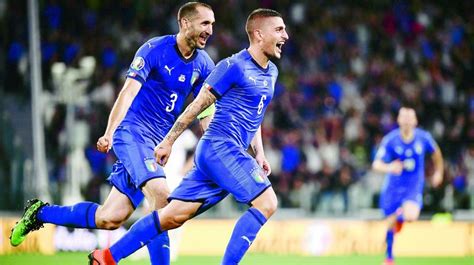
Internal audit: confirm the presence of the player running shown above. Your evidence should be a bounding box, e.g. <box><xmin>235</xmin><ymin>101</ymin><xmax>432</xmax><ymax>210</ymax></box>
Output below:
<box><xmin>88</xmin><ymin>8</ymin><xmax>289</xmax><ymax>265</ymax></box>
<box><xmin>10</xmin><ymin>2</ymin><xmax>215</xmax><ymax>265</ymax></box>
<box><xmin>372</xmin><ymin>106</ymin><xmax>444</xmax><ymax>265</ymax></box>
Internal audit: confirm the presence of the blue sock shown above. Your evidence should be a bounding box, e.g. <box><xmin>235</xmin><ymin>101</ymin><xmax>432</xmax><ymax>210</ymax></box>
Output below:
<box><xmin>147</xmin><ymin>231</ymin><xmax>170</xmax><ymax>265</ymax></box>
<box><xmin>110</xmin><ymin>211</ymin><xmax>162</xmax><ymax>263</ymax></box>
<box><xmin>222</xmin><ymin>208</ymin><xmax>267</xmax><ymax>265</ymax></box>
<box><xmin>386</xmin><ymin>229</ymin><xmax>394</xmax><ymax>260</ymax></box>
<box><xmin>397</xmin><ymin>214</ymin><xmax>404</xmax><ymax>223</ymax></box>
<box><xmin>37</xmin><ymin>202</ymin><xmax>98</xmax><ymax>229</ymax></box>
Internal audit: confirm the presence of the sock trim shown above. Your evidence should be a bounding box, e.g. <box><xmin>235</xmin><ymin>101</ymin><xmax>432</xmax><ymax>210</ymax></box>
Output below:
<box><xmin>152</xmin><ymin>211</ymin><xmax>162</xmax><ymax>234</ymax></box>
<box><xmin>248</xmin><ymin>208</ymin><xmax>267</xmax><ymax>226</ymax></box>
<box><xmin>396</xmin><ymin>214</ymin><xmax>404</xmax><ymax>223</ymax></box>
<box><xmin>85</xmin><ymin>203</ymin><xmax>99</xmax><ymax>229</ymax></box>
<box><xmin>36</xmin><ymin>204</ymin><xmax>49</xmax><ymax>222</ymax></box>
<box><xmin>85</xmin><ymin>203</ymin><xmax>93</xmax><ymax>228</ymax></box>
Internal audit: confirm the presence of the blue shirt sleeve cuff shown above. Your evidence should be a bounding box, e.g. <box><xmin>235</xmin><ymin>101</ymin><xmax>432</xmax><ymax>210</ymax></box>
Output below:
<box><xmin>127</xmin><ymin>74</ymin><xmax>145</xmax><ymax>84</ymax></box>
<box><xmin>208</xmin><ymin>87</ymin><xmax>222</xmax><ymax>99</ymax></box>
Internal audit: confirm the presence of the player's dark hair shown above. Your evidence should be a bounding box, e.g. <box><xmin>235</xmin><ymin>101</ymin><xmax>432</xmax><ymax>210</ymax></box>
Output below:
<box><xmin>245</xmin><ymin>8</ymin><xmax>282</xmax><ymax>35</ymax></box>
<box><xmin>399</xmin><ymin>101</ymin><xmax>417</xmax><ymax>111</ymax></box>
<box><xmin>177</xmin><ymin>2</ymin><xmax>212</xmax><ymax>24</ymax></box>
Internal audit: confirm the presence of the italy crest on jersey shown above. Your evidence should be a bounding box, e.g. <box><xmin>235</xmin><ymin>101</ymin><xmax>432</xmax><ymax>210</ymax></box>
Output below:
<box><xmin>191</xmin><ymin>70</ymin><xmax>200</xmax><ymax>86</ymax></box>
<box><xmin>144</xmin><ymin>158</ymin><xmax>157</xmax><ymax>172</ymax></box>
<box><xmin>250</xmin><ymin>166</ymin><xmax>266</xmax><ymax>183</ymax></box>
<box><xmin>415</xmin><ymin>141</ymin><xmax>423</xmax><ymax>155</ymax></box>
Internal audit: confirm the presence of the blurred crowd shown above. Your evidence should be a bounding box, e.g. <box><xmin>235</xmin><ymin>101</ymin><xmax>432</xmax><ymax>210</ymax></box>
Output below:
<box><xmin>2</xmin><ymin>0</ymin><xmax>474</xmax><ymax>214</ymax></box>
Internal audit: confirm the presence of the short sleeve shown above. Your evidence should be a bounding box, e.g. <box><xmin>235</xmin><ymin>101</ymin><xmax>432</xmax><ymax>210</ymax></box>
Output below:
<box><xmin>375</xmin><ymin>136</ymin><xmax>393</xmax><ymax>163</ymax></box>
<box><xmin>423</xmin><ymin>131</ymin><xmax>437</xmax><ymax>154</ymax></box>
<box><xmin>126</xmin><ymin>42</ymin><xmax>156</xmax><ymax>84</ymax></box>
<box><xmin>192</xmin><ymin>55</ymin><xmax>215</xmax><ymax>98</ymax></box>
<box><xmin>204</xmin><ymin>58</ymin><xmax>242</xmax><ymax>99</ymax></box>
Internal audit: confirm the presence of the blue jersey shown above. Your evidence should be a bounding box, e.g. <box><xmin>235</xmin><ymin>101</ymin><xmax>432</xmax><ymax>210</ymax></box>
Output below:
<box><xmin>202</xmin><ymin>49</ymin><xmax>278</xmax><ymax>148</ymax></box>
<box><xmin>170</xmin><ymin>49</ymin><xmax>277</xmax><ymax>208</ymax></box>
<box><xmin>122</xmin><ymin>35</ymin><xmax>215</xmax><ymax>142</ymax></box>
<box><xmin>375</xmin><ymin>128</ymin><xmax>437</xmax><ymax>194</ymax></box>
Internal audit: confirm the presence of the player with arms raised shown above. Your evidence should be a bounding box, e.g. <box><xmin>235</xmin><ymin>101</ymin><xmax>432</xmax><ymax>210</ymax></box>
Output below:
<box><xmin>372</xmin><ymin>106</ymin><xmax>444</xmax><ymax>265</ymax></box>
<box><xmin>88</xmin><ymin>8</ymin><xmax>289</xmax><ymax>265</ymax></box>
<box><xmin>10</xmin><ymin>2</ymin><xmax>215</xmax><ymax>265</ymax></box>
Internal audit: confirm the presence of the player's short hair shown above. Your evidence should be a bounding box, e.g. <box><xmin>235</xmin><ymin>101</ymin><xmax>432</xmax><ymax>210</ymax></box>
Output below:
<box><xmin>399</xmin><ymin>101</ymin><xmax>417</xmax><ymax>111</ymax></box>
<box><xmin>177</xmin><ymin>2</ymin><xmax>212</xmax><ymax>25</ymax></box>
<box><xmin>245</xmin><ymin>8</ymin><xmax>282</xmax><ymax>38</ymax></box>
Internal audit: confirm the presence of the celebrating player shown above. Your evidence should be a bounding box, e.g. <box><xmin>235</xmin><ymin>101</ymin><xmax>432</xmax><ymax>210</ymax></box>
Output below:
<box><xmin>10</xmin><ymin>2</ymin><xmax>215</xmax><ymax>265</ymax></box>
<box><xmin>372</xmin><ymin>106</ymin><xmax>444</xmax><ymax>265</ymax></box>
<box><xmin>88</xmin><ymin>8</ymin><xmax>289</xmax><ymax>265</ymax></box>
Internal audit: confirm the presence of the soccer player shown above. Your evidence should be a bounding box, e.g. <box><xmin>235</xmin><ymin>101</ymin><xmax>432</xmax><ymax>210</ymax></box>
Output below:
<box><xmin>10</xmin><ymin>2</ymin><xmax>215</xmax><ymax>265</ymax></box>
<box><xmin>88</xmin><ymin>8</ymin><xmax>289</xmax><ymax>265</ymax></box>
<box><xmin>372</xmin><ymin>106</ymin><xmax>444</xmax><ymax>265</ymax></box>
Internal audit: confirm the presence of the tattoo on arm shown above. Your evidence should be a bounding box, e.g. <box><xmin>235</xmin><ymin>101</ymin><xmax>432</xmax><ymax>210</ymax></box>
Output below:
<box><xmin>165</xmin><ymin>89</ymin><xmax>216</xmax><ymax>143</ymax></box>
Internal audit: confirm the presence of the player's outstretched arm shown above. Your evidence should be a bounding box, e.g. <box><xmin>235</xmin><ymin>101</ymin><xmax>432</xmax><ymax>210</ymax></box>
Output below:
<box><xmin>372</xmin><ymin>159</ymin><xmax>403</xmax><ymax>175</ymax></box>
<box><xmin>154</xmin><ymin>86</ymin><xmax>216</xmax><ymax>166</ymax></box>
<box><xmin>431</xmin><ymin>145</ymin><xmax>444</xmax><ymax>187</ymax></box>
<box><xmin>97</xmin><ymin>78</ymin><xmax>142</xmax><ymax>153</ymax></box>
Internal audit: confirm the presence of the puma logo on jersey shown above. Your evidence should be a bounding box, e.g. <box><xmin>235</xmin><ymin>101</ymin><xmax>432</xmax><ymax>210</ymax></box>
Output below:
<box><xmin>248</xmin><ymin>76</ymin><xmax>257</xmax><ymax>85</ymax></box>
<box><xmin>164</xmin><ymin>65</ymin><xmax>175</xmax><ymax>75</ymax></box>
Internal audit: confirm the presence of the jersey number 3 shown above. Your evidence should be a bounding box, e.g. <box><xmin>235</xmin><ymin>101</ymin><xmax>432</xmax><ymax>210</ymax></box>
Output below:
<box><xmin>166</xmin><ymin>93</ymin><xmax>178</xmax><ymax>112</ymax></box>
<box><xmin>257</xmin><ymin>95</ymin><xmax>267</xmax><ymax>114</ymax></box>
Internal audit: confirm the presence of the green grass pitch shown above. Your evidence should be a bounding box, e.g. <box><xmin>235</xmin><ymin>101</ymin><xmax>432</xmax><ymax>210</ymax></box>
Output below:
<box><xmin>0</xmin><ymin>253</ymin><xmax>472</xmax><ymax>265</ymax></box>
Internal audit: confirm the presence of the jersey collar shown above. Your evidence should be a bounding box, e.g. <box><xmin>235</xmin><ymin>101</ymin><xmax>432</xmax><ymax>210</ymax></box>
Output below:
<box><xmin>244</xmin><ymin>49</ymin><xmax>270</xmax><ymax>73</ymax></box>
<box><xmin>174</xmin><ymin>40</ymin><xmax>198</xmax><ymax>63</ymax></box>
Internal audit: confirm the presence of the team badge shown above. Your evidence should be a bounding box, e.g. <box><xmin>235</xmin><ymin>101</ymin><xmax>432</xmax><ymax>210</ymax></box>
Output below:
<box><xmin>415</xmin><ymin>142</ymin><xmax>423</xmax><ymax>155</ymax></box>
<box><xmin>144</xmin><ymin>158</ymin><xmax>157</xmax><ymax>172</ymax></box>
<box><xmin>395</xmin><ymin>146</ymin><xmax>403</xmax><ymax>155</ymax></box>
<box><xmin>179</xmin><ymin>74</ymin><xmax>186</xmax><ymax>82</ymax></box>
<box><xmin>250</xmin><ymin>166</ymin><xmax>266</xmax><ymax>183</ymax></box>
<box><xmin>191</xmin><ymin>70</ymin><xmax>200</xmax><ymax>85</ymax></box>
<box><xmin>131</xmin><ymin>57</ymin><xmax>145</xmax><ymax>71</ymax></box>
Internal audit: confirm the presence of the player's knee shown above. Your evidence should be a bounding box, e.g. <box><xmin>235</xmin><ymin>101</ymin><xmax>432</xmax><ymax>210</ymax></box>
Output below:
<box><xmin>147</xmin><ymin>190</ymin><xmax>170</xmax><ymax>210</ymax></box>
<box><xmin>404</xmin><ymin>211</ymin><xmax>419</xmax><ymax>222</ymax></box>
<box><xmin>143</xmin><ymin>180</ymin><xmax>170</xmax><ymax>210</ymax></box>
<box><xmin>254</xmin><ymin>191</ymin><xmax>278</xmax><ymax>218</ymax></box>
<box><xmin>266</xmin><ymin>195</ymin><xmax>278</xmax><ymax>216</ymax></box>
<box><xmin>402</xmin><ymin>204</ymin><xmax>420</xmax><ymax>222</ymax></box>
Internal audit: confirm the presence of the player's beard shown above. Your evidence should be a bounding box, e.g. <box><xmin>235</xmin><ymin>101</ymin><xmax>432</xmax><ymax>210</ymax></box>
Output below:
<box><xmin>195</xmin><ymin>32</ymin><xmax>209</xmax><ymax>49</ymax></box>
<box><xmin>186</xmin><ymin>28</ymin><xmax>208</xmax><ymax>50</ymax></box>
<box><xmin>184</xmin><ymin>34</ymin><xmax>197</xmax><ymax>50</ymax></box>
